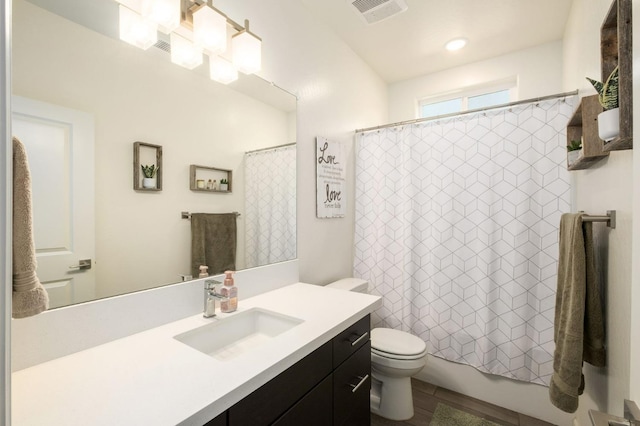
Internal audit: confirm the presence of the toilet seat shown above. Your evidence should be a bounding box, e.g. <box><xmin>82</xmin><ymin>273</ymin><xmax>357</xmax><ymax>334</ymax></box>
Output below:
<box><xmin>371</xmin><ymin>328</ymin><xmax>427</xmax><ymax>359</ymax></box>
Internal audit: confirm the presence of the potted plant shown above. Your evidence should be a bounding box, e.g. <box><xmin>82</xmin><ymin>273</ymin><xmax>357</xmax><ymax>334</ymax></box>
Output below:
<box><xmin>141</xmin><ymin>164</ymin><xmax>159</xmax><ymax>189</ymax></box>
<box><xmin>219</xmin><ymin>178</ymin><xmax>229</xmax><ymax>191</ymax></box>
<box><xmin>567</xmin><ymin>140</ymin><xmax>582</xmax><ymax>165</ymax></box>
<box><xmin>586</xmin><ymin>65</ymin><xmax>619</xmax><ymax>141</ymax></box>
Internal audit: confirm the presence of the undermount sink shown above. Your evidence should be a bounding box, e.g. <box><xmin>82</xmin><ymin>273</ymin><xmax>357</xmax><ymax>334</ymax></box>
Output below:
<box><xmin>174</xmin><ymin>308</ymin><xmax>304</xmax><ymax>361</ymax></box>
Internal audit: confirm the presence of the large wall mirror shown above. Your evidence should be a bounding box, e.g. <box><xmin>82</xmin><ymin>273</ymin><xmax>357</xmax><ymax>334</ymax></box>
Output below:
<box><xmin>11</xmin><ymin>0</ymin><xmax>297</xmax><ymax>309</ymax></box>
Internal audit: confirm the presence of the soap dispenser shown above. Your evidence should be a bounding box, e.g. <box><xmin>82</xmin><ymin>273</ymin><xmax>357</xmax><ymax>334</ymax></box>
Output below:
<box><xmin>220</xmin><ymin>270</ymin><xmax>238</xmax><ymax>313</ymax></box>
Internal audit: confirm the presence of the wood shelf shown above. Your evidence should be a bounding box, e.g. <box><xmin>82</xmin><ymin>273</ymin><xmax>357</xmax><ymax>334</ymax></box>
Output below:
<box><xmin>189</xmin><ymin>164</ymin><xmax>232</xmax><ymax>193</ymax></box>
<box><xmin>567</xmin><ymin>95</ymin><xmax>609</xmax><ymax>170</ymax></box>
<box><xmin>600</xmin><ymin>0</ymin><xmax>632</xmax><ymax>151</ymax></box>
<box><xmin>133</xmin><ymin>141</ymin><xmax>162</xmax><ymax>191</ymax></box>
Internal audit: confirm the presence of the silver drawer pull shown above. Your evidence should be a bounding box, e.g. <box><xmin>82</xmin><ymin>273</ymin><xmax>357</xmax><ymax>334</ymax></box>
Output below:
<box><xmin>350</xmin><ymin>331</ymin><xmax>369</xmax><ymax>347</ymax></box>
<box><xmin>350</xmin><ymin>374</ymin><xmax>369</xmax><ymax>393</ymax></box>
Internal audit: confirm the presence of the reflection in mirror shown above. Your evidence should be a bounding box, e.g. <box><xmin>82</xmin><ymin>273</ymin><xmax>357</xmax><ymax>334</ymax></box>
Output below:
<box><xmin>11</xmin><ymin>0</ymin><xmax>297</xmax><ymax>309</ymax></box>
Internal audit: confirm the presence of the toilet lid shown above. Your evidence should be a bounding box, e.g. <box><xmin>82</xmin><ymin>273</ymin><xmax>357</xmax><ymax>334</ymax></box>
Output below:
<box><xmin>371</xmin><ymin>328</ymin><xmax>427</xmax><ymax>357</ymax></box>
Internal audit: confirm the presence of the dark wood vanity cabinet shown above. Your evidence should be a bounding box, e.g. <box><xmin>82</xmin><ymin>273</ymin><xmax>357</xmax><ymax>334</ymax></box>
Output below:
<box><xmin>214</xmin><ymin>314</ymin><xmax>371</xmax><ymax>426</ymax></box>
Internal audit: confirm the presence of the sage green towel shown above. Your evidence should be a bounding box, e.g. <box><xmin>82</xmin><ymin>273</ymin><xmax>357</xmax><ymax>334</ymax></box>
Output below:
<box><xmin>191</xmin><ymin>213</ymin><xmax>237</xmax><ymax>277</ymax></box>
<box><xmin>549</xmin><ymin>213</ymin><xmax>605</xmax><ymax>413</ymax></box>
<box><xmin>12</xmin><ymin>137</ymin><xmax>49</xmax><ymax>318</ymax></box>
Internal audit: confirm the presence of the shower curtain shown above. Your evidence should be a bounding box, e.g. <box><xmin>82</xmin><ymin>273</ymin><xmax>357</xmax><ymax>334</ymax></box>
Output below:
<box><xmin>244</xmin><ymin>145</ymin><xmax>297</xmax><ymax>268</ymax></box>
<box><xmin>354</xmin><ymin>97</ymin><xmax>576</xmax><ymax>385</ymax></box>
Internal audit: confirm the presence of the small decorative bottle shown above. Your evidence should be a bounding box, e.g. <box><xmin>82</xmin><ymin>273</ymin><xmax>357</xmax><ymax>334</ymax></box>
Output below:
<box><xmin>198</xmin><ymin>265</ymin><xmax>209</xmax><ymax>278</ymax></box>
<box><xmin>219</xmin><ymin>270</ymin><xmax>238</xmax><ymax>313</ymax></box>
<box><xmin>206</xmin><ymin>179</ymin><xmax>213</xmax><ymax>190</ymax></box>
<box><xmin>213</xmin><ymin>179</ymin><xmax>218</xmax><ymax>191</ymax></box>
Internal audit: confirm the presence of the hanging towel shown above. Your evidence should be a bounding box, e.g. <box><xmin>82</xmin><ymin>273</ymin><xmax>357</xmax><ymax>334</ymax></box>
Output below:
<box><xmin>191</xmin><ymin>213</ymin><xmax>237</xmax><ymax>277</ymax></box>
<box><xmin>549</xmin><ymin>213</ymin><xmax>605</xmax><ymax>413</ymax></box>
<box><xmin>12</xmin><ymin>137</ymin><xmax>49</xmax><ymax>319</ymax></box>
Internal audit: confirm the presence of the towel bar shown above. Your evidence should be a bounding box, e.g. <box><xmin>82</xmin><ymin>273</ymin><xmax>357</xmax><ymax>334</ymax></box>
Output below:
<box><xmin>181</xmin><ymin>211</ymin><xmax>241</xmax><ymax>219</ymax></box>
<box><xmin>581</xmin><ymin>210</ymin><xmax>616</xmax><ymax>229</ymax></box>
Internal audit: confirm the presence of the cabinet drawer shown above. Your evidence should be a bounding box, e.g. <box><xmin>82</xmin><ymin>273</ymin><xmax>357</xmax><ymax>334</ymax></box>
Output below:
<box><xmin>203</xmin><ymin>411</ymin><xmax>226</xmax><ymax>426</ymax></box>
<box><xmin>272</xmin><ymin>374</ymin><xmax>333</xmax><ymax>426</ymax></box>
<box><xmin>229</xmin><ymin>340</ymin><xmax>332</xmax><ymax>426</ymax></box>
<box><xmin>333</xmin><ymin>341</ymin><xmax>371</xmax><ymax>426</ymax></box>
<box><xmin>333</xmin><ymin>314</ymin><xmax>370</xmax><ymax>368</ymax></box>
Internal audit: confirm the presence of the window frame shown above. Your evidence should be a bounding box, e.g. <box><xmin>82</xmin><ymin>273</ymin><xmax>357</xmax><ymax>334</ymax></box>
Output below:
<box><xmin>416</xmin><ymin>79</ymin><xmax>518</xmax><ymax>119</ymax></box>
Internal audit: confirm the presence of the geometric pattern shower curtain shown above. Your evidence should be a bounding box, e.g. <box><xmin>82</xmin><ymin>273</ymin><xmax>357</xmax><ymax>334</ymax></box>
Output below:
<box><xmin>244</xmin><ymin>145</ymin><xmax>297</xmax><ymax>268</ymax></box>
<box><xmin>354</xmin><ymin>97</ymin><xmax>576</xmax><ymax>385</ymax></box>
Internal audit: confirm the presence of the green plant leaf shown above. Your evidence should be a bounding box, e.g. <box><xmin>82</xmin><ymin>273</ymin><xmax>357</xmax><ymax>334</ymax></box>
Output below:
<box><xmin>586</xmin><ymin>66</ymin><xmax>619</xmax><ymax>110</ymax></box>
<box><xmin>567</xmin><ymin>140</ymin><xmax>582</xmax><ymax>152</ymax></box>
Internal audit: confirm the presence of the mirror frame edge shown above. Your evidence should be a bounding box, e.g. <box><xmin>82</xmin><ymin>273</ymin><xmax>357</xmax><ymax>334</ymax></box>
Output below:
<box><xmin>1</xmin><ymin>0</ymin><xmax>12</xmax><ymax>423</ymax></box>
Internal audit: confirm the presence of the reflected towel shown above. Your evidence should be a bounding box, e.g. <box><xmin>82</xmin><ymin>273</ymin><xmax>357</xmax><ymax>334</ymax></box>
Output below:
<box><xmin>191</xmin><ymin>213</ymin><xmax>237</xmax><ymax>277</ymax></box>
<box><xmin>12</xmin><ymin>137</ymin><xmax>49</xmax><ymax>318</ymax></box>
<box><xmin>549</xmin><ymin>213</ymin><xmax>605</xmax><ymax>413</ymax></box>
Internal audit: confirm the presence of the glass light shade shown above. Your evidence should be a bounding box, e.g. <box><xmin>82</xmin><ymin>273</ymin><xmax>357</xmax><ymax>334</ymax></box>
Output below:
<box><xmin>119</xmin><ymin>5</ymin><xmax>157</xmax><ymax>50</ymax></box>
<box><xmin>193</xmin><ymin>6</ymin><xmax>227</xmax><ymax>55</ymax></box>
<box><xmin>142</xmin><ymin>0</ymin><xmax>180</xmax><ymax>33</ymax></box>
<box><xmin>209</xmin><ymin>55</ymin><xmax>238</xmax><ymax>84</ymax></box>
<box><xmin>170</xmin><ymin>32</ymin><xmax>203</xmax><ymax>70</ymax></box>
<box><xmin>232</xmin><ymin>31</ymin><xmax>262</xmax><ymax>75</ymax></box>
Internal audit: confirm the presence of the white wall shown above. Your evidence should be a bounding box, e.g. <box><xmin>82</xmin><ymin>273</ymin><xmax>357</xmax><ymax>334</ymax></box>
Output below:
<box><xmin>563</xmin><ymin>0</ymin><xmax>634</xmax><ymax>424</ymax></box>
<box><xmin>388</xmin><ymin>41</ymin><xmax>564</xmax><ymax>122</ymax></box>
<box><xmin>12</xmin><ymin>0</ymin><xmax>291</xmax><ymax>300</ymax></box>
<box><xmin>211</xmin><ymin>0</ymin><xmax>389</xmax><ymax>286</ymax></box>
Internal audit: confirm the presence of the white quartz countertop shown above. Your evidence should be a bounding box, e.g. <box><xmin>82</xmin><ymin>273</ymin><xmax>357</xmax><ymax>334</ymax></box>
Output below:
<box><xmin>12</xmin><ymin>283</ymin><xmax>381</xmax><ymax>426</ymax></box>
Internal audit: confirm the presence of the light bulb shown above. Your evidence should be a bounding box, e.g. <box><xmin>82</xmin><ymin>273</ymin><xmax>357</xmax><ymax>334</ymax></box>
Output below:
<box><xmin>193</xmin><ymin>5</ymin><xmax>227</xmax><ymax>55</ymax></box>
<box><xmin>209</xmin><ymin>55</ymin><xmax>238</xmax><ymax>84</ymax></box>
<box><xmin>232</xmin><ymin>30</ymin><xmax>261</xmax><ymax>75</ymax></box>
<box><xmin>170</xmin><ymin>32</ymin><xmax>203</xmax><ymax>70</ymax></box>
<box><xmin>119</xmin><ymin>5</ymin><xmax>157</xmax><ymax>50</ymax></box>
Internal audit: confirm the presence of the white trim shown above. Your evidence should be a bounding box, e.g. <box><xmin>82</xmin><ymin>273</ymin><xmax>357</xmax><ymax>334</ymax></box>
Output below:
<box><xmin>1</xmin><ymin>0</ymin><xmax>12</xmax><ymax>424</ymax></box>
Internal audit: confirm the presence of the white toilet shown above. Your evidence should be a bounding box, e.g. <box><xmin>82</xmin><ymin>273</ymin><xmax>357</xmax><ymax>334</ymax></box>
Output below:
<box><xmin>327</xmin><ymin>278</ymin><xmax>427</xmax><ymax>421</ymax></box>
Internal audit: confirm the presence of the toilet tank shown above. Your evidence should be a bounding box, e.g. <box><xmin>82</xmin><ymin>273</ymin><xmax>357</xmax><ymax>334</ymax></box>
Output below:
<box><xmin>326</xmin><ymin>278</ymin><xmax>368</xmax><ymax>293</ymax></box>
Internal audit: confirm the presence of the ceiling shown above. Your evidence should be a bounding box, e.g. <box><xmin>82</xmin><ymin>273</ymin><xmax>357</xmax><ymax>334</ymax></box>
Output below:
<box><xmin>300</xmin><ymin>0</ymin><xmax>574</xmax><ymax>83</ymax></box>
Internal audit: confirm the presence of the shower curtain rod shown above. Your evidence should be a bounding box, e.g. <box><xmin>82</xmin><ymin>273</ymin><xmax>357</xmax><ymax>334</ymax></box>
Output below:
<box><xmin>355</xmin><ymin>89</ymin><xmax>579</xmax><ymax>134</ymax></box>
<box><xmin>245</xmin><ymin>142</ymin><xmax>296</xmax><ymax>154</ymax></box>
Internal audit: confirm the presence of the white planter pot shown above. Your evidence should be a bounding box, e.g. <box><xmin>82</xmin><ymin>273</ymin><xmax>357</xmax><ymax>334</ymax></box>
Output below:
<box><xmin>568</xmin><ymin>149</ymin><xmax>581</xmax><ymax>165</ymax></box>
<box><xmin>219</xmin><ymin>183</ymin><xmax>228</xmax><ymax>191</ymax></box>
<box><xmin>598</xmin><ymin>107</ymin><xmax>620</xmax><ymax>141</ymax></box>
<box><xmin>142</xmin><ymin>177</ymin><xmax>156</xmax><ymax>189</ymax></box>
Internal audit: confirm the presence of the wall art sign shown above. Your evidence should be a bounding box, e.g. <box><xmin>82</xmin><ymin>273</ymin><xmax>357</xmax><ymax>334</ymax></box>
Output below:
<box><xmin>316</xmin><ymin>136</ymin><xmax>345</xmax><ymax>218</ymax></box>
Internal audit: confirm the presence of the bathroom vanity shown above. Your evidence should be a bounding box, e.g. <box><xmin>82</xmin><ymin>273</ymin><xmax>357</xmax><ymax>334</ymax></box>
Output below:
<box><xmin>11</xmin><ymin>283</ymin><xmax>381</xmax><ymax>425</ymax></box>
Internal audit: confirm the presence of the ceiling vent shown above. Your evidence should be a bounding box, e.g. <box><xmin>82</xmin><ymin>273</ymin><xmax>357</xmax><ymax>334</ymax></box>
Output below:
<box><xmin>347</xmin><ymin>0</ymin><xmax>408</xmax><ymax>25</ymax></box>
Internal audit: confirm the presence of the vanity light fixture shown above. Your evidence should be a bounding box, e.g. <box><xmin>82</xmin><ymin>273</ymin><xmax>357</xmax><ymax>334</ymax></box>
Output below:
<box><xmin>445</xmin><ymin>38</ymin><xmax>468</xmax><ymax>51</ymax></box>
<box><xmin>232</xmin><ymin>20</ymin><xmax>262</xmax><ymax>75</ymax></box>
<box><xmin>209</xmin><ymin>55</ymin><xmax>238</xmax><ymax>84</ymax></box>
<box><xmin>114</xmin><ymin>0</ymin><xmax>262</xmax><ymax>81</ymax></box>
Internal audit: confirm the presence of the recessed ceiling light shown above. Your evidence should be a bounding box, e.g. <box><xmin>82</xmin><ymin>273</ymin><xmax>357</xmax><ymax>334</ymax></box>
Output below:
<box><xmin>445</xmin><ymin>38</ymin><xmax>468</xmax><ymax>51</ymax></box>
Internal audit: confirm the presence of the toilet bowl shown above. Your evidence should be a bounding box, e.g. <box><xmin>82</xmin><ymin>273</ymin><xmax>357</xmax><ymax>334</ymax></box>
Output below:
<box><xmin>326</xmin><ymin>278</ymin><xmax>427</xmax><ymax>421</ymax></box>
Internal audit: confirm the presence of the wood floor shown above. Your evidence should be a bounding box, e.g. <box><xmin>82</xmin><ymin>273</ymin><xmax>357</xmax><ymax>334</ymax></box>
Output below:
<box><xmin>370</xmin><ymin>378</ymin><xmax>556</xmax><ymax>426</ymax></box>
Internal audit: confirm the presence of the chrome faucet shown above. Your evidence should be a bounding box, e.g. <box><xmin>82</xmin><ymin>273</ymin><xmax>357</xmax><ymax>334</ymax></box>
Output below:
<box><xmin>203</xmin><ymin>279</ymin><xmax>225</xmax><ymax>318</ymax></box>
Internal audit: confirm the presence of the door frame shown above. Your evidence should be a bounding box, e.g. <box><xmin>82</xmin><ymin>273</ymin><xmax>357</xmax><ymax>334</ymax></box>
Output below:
<box><xmin>2</xmin><ymin>1</ymin><xmax>13</xmax><ymax>425</ymax></box>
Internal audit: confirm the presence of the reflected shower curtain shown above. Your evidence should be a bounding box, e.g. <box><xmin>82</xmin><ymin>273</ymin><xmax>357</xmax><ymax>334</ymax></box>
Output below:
<box><xmin>244</xmin><ymin>145</ymin><xmax>297</xmax><ymax>268</ymax></box>
<box><xmin>354</xmin><ymin>97</ymin><xmax>576</xmax><ymax>385</ymax></box>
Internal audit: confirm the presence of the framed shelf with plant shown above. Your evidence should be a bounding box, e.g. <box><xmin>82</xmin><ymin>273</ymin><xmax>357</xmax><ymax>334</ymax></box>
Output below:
<box><xmin>133</xmin><ymin>141</ymin><xmax>163</xmax><ymax>191</ymax></box>
<box><xmin>597</xmin><ymin>0</ymin><xmax>632</xmax><ymax>151</ymax></box>
<box><xmin>566</xmin><ymin>95</ymin><xmax>609</xmax><ymax>171</ymax></box>
<box><xmin>189</xmin><ymin>165</ymin><xmax>232</xmax><ymax>193</ymax></box>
